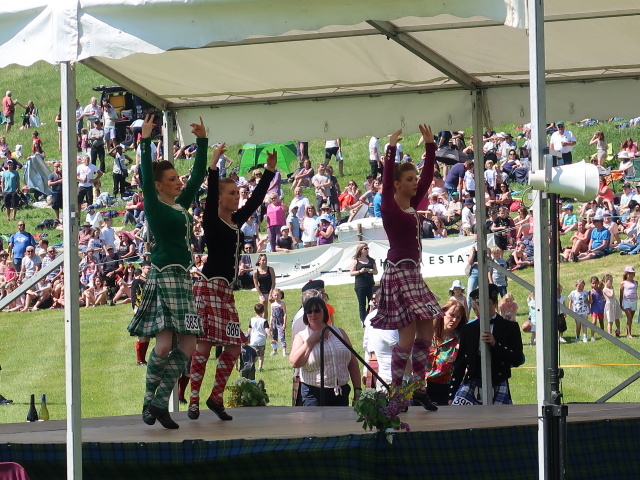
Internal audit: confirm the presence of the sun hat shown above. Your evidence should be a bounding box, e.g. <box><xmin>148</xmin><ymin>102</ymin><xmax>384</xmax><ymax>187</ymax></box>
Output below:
<box><xmin>625</xmin><ymin>266</ymin><xmax>635</xmax><ymax>273</ymax></box>
<box><xmin>280</xmin><ymin>225</ymin><xmax>289</xmax><ymax>232</ymax></box>
<box><xmin>619</xmin><ymin>151</ymin><xmax>630</xmax><ymax>159</ymax></box>
<box><xmin>464</xmin><ymin>198</ymin><xmax>474</xmax><ymax>206</ymax></box>
<box><xmin>319</xmin><ymin>213</ymin><xmax>332</xmax><ymax>223</ymax></box>
<box><xmin>563</xmin><ymin>204</ymin><xmax>573</xmax><ymax>211</ymax></box>
<box><xmin>592</xmin><ymin>216</ymin><xmax>603</xmax><ymax>222</ymax></box>
<box><xmin>449</xmin><ymin>279</ymin><xmax>465</xmax><ymax>293</ymax></box>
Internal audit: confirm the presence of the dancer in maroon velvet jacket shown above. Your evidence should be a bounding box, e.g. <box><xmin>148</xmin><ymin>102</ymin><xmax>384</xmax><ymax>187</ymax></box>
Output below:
<box><xmin>370</xmin><ymin>124</ymin><xmax>443</xmax><ymax>411</ymax></box>
<box><xmin>188</xmin><ymin>143</ymin><xmax>277</xmax><ymax>421</ymax></box>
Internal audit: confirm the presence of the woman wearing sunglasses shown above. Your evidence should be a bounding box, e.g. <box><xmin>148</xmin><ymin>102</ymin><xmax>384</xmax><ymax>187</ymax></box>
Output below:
<box><xmin>289</xmin><ymin>297</ymin><xmax>361</xmax><ymax>406</ymax></box>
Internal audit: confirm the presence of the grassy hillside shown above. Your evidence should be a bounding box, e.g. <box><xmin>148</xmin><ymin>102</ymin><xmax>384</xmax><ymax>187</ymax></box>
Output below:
<box><xmin>0</xmin><ymin>62</ymin><xmax>639</xmax><ymax>423</ymax></box>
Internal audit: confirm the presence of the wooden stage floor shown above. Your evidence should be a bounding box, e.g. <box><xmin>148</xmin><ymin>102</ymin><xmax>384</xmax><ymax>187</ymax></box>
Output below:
<box><xmin>1</xmin><ymin>403</ymin><xmax>638</xmax><ymax>444</ymax></box>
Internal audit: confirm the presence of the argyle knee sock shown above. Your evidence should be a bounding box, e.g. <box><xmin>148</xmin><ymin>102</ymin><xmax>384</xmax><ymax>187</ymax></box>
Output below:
<box><xmin>189</xmin><ymin>350</ymin><xmax>210</xmax><ymax>406</ymax></box>
<box><xmin>150</xmin><ymin>348</ymin><xmax>189</xmax><ymax>409</ymax></box>
<box><xmin>136</xmin><ymin>340</ymin><xmax>149</xmax><ymax>364</ymax></box>
<box><xmin>178</xmin><ymin>375</ymin><xmax>190</xmax><ymax>402</ymax></box>
<box><xmin>144</xmin><ymin>349</ymin><xmax>169</xmax><ymax>407</ymax></box>
<box><xmin>411</xmin><ymin>338</ymin><xmax>432</xmax><ymax>381</ymax></box>
<box><xmin>391</xmin><ymin>344</ymin><xmax>411</xmax><ymax>387</ymax></box>
<box><xmin>209</xmin><ymin>351</ymin><xmax>238</xmax><ymax>404</ymax></box>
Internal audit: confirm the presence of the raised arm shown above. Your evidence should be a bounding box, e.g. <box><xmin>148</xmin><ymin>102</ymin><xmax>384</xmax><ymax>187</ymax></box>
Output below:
<box><xmin>177</xmin><ymin>117</ymin><xmax>208</xmax><ymax>208</ymax></box>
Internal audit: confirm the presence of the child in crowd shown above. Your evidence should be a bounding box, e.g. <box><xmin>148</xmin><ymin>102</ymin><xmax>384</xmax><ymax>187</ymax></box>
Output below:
<box><xmin>448</xmin><ymin>279</ymin><xmax>467</xmax><ymax>318</ymax></box>
<box><xmin>488</xmin><ymin>246</ymin><xmax>508</xmax><ymax>297</ymax></box>
<box><xmin>484</xmin><ymin>160</ymin><xmax>497</xmax><ymax>196</ymax></box>
<box><xmin>31</xmin><ymin>130</ymin><xmax>44</xmax><ymax>157</ymax></box>
<box><xmin>589</xmin><ymin>276</ymin><xmax>605</xmax><ymax>342</ymax></box>
<box><xmin>499</xmin><ymin>292</ymin><xmax>519</xmax><ymax>322</ymax></box>
<box><xmin>81</xmin><ymin>128</ymin><xmax>89</xmax><ymax>155</ymax></box>
<box><xmin>269</xmin><ymin>288</ymin><xmax>287</xmax><ymax>356</ymax></box>
<box><xmin>557</xmin><ymin>284</ymin><xmax>567</xmax><ymax>343</ymax></box>
<box><xmin>603</xmin><ymin>274</ymin><xmax>622</xmax><ymax>337</ymax></box>
<box><xmin>568</xmin><ymin>278</ymin><xmax>590</xmax><ymax>343</ymax></box>
<box><xmin>522</xmin><ymin>291</ymin><xmax>536</xmax><ymax>345</ymax></box>
<box><xmin>248</xmin><ymin>303</ymin><xmax>270</xmax><ymax>372</ymax></box>
<box><xmin>238</xmin><ymin>345</ymin><xmax>257</xmax><ymax>380</ymax></box>
<box><xmin>619</xmin><ymin>266</ymin><xmax>637</xmax><ymax>338</ymax></box>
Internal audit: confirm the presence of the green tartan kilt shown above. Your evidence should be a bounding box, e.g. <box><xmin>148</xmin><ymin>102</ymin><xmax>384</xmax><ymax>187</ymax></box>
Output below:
<box><xmin>127</xmin><ymin>265</ymin><xmax>203</xmax><ymax>337</ymax></box>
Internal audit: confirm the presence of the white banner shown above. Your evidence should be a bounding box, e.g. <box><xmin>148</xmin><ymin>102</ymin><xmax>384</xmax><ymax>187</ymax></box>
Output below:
<box><xmin>250</xmin><ymin>237</ymin><xmax>475</xmax><ymax>290</ymax></box>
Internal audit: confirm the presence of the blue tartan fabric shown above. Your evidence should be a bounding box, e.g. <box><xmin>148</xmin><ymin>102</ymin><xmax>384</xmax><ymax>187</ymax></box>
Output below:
<box><xmin>2</xmin><ymin>418</ymin><xmax>639</xmax><ymax>479</ymax></box>
<box><xmin>451</xmin><ymin>378</ymin><xmax>512</xmax><ymax>405</ymax></box>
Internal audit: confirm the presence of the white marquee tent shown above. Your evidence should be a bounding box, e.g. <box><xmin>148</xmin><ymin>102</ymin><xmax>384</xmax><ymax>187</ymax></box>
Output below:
<box><xmin>1</xmin><ymin>1</ymin><xmax>639</xmax><ymax>478</ymax></box>
<box><xmin>2</xmin><ymin>1</ymin><xmax>639</xmax><ymax>144</ymax></box>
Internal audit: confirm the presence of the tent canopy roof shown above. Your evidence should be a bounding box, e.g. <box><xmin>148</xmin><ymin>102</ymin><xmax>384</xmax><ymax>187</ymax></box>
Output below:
<box><xmin>2</xmin><ymin>1</ymin><xmax>638</xmax><ymax>142</ymax></box>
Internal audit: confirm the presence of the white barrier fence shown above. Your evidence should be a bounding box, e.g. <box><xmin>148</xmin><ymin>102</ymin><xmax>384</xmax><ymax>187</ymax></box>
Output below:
<box><xmin>256</xmin><ymin>236</ymin><xmax>475</xmax><ymax>290</ymax></box>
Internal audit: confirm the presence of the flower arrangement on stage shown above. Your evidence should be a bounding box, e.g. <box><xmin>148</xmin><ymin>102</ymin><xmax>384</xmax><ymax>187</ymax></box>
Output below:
<box><xmin>353</xmin><ymin>378</ymin><xmax>424</xmax><ymax>444</ymax></box>
<box><xmin>226</xmin><ymin>377</ymin><xmax>269</xmax><ymax>407</ymax></box>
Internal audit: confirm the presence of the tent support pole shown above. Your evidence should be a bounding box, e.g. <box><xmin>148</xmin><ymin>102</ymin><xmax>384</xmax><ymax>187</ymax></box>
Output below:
<box><xmin>527</xmin><ymin>1</ymin><xmax>567</xmax><ymax>479</ymax></box>
<box><xmin>61</xmin><ymin>61</ymin><xmax>83</xmax><ymax>480</ymax></box>
<box><xmin>471</xmin><ymin>89</ymin><xmax>492</xmax><ymax>405</ymax></box>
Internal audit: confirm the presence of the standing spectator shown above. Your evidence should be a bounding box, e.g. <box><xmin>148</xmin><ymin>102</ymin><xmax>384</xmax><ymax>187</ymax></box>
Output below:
<box><xmin>488</xmin><ymin>246</ymin><xmax>508</xmax><ymax>297</ymax></box>
<box><xmin>269</xmin><ymin>288</ymin><xmax>287</xmax><ymax>356</ymax></box>
<box><xmin>8</xmin><ymin>220</ymin><xmax>36</xmax><ymax>272</ymax></box>
<box><xmin>130</xmin><ymin>118</ymin><xmax>144</xmax><ymax>150</ymax></box>
<box><xmin>300</xmin><ymin>205</ymin><xmax>318</xmax><ymax>247</ymax></box>
<box><xmin>76</xmin><ymin>154</ymin><xmax>102</xmax><ymax>210</ymax></box>
<box><xmin>603</xmin><ymin>274</ymin><xmax>622</xmax><ymax>338</ymax></box>
<box><xmin>248</xmin><ymin>303</ymin><xmax>270</xmax><ymax>372</ymax></box>
<box><xmin>89</xmin><ymin>119</ymin><xmax>106</xmax><ymax>172</ymax></box>
<box><xmin>265</xmin><ymin>192</ymin><xmax>286</xmax><ymax>251</ymax></box>
<box><xmin>568</xmin><ymin>278</ymin><xmax>590</xmax><ymax>343</ymax></box>
<box><xmin>286</xmin><ymin>205</ymin><xmax>301</xmax><ymax>247</ymax></box>
<box><xmin>549</xmin><ymin>121</ymin><xmax>577</xmax><ymax>165</ymax></box>
<box><xmin>589</xmin><ymin>130</ymin><xmax>608</xmax><ymax>167</ymax></box>
<box><xmin>324</xmin><ymin>138</ymin><xmax>342</xmax><ymax>176</ymax></box>
<box><xmin>253</xmin><ymin>254</ymin><xmax>275</xmax><ymax>311</ymax></box>
<box><xmin>31</xmin><ymin>130</ymin><xmax>45</xmax><ymax>157</ymax></box>
<box><xmin>109</xmin><ymin>144</ymin><xmax>132</xmax><ymax>199</ymax></box>
<box><xmin>450</xmin><ymin>284</ymin><xmax>523</xmax><ymax>405</ymax></box>
<box><xmin>275</xmin><ymin>226</ymin><xmax>295</xmax><ymax>252</ymax></box>
<box><xmin>2</xmin><ymin>91</ymin><xmax>23</xmax><ymax>133</ymax></box>
<box><xmin>102</xmin><ymin>101</ymin><xmax>119</xmax><ymax>149</ymax></box>
<box><xmin>1</xmin><ymin>160</ymin><xmax>20</xmax><ymax>221</ymax></box>
<box><xmin>47</xmin><ymin>162</ymin><xmax>63</xmax><ymax>222</ymax></box>
<box><xmin>75</xmin><ymin>99</ymin><xmax>84</xmax><ymax>144</ymax></box>
<box><xmin>444</xmin><ymin>160</ymin><xmax>469</xmax><ymax>199</ymax></box>
<box><xmin>619</xmin><ymin>266</ymin><xmax>637</xmax><ymax>339</ymax></box>
<box><xmin>589</xmin><ymin>276</ymin><xmax>605</xmax><ymax>342</ymax></box>
<box><xmin>368</xmin><ymin>136</ymin><xmax>381</xmax><ymax>177</ymax></box>
<box><xmin>83</xmin><ymin>97</ymin><xmax>102</xmax><ymax>125</ymax></box>
<box><xmin>289</xmin><ymin>186</ymin><xmax>310</xmax><ymax>221</ymax></box>
<box><xmin>100</xmin><ymin>216</ymin><xmax>116</xmax><ymax>253</ymax></box>
<box><xmin>349</xmin><ymin>242</ymin><xmax>378</xmax><ymax>327</ymax></box>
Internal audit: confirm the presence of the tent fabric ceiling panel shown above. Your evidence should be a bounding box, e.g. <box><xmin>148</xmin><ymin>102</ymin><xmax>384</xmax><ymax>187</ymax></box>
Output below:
<box><xmin>175</xmin><ymin>89</ymin><xmax>473</xmax><ymax>145</ymax></box>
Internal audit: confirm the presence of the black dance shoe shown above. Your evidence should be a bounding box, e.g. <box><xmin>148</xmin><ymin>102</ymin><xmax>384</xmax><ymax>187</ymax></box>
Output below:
<box><xmin>142</xmin><ymin>405</ymin><xmax>156</xmax><ymax>425</ymax></box>
<box><xmin>413</xmin><ymin>390</ymin><xmax>438</xmax><ymax>411</ymax></box>
<box><xmin>206</xmin><ymin>398</ymin><xmax>233</xmax><ymax>420</ymax></box>
<box><xmin>147</xmin><ymin>404</ymin><xmax>180</xmax><ymax>429</ymax></box>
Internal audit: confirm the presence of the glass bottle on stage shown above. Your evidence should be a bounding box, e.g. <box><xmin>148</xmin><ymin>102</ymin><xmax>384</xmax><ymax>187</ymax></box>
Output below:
<box><xmin>39</xmin><ymin>394</ymin><xmax>49</xmax><ymax>421</ymax></box>
<box><xmin>26</xmin><ymin>394</ymin><xmax>38</xmax><ymax>422</ymax></box>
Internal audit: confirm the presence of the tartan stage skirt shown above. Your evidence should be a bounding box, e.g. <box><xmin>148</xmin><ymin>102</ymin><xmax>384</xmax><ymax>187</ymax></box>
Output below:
<box><xmin>128</xmin><ymin>265</ymin><xmax>203</xmax><ymax>337</ymax></box>
<box><xmin>370</xmin><ymin>259</ymin><xmax>443</xmax><ymax>330</ymax></box>
<box><xmin>194</xmin><ymin>277</ymin><xmax>248</xmax><ymax>346</ymax></box>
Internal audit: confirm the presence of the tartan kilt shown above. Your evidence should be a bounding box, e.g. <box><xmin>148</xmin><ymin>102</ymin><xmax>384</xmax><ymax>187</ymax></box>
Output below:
<box><xmin>194</xmin><ymin>277</ymin><xmax>248</xmax><ymax>346</ymax></box>
<box><xmin>451</xmin><ymin>379</ymin><xmax>512</xmax><ymax>406</ymax></box>
<box><xmin>370</xmin><ymin>260</ymin><xmax>443</xmax><ymax>330</ymax></box>
<box><xmin>128</xmin><ymin>265</ymin><xmax>203</xmax><ymax>337</ymax></box>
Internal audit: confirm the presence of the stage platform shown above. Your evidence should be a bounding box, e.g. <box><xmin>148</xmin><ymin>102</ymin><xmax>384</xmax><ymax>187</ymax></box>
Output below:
<box><xmin>1</xmin><ymin>403</ymin><xmax>639</xmax><ymax>479</ymax></box>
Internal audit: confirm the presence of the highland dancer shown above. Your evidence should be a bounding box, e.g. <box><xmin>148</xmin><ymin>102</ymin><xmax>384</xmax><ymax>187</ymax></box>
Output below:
<box><xmin>370</xmin><ymin>125</ymin><xmax>443</xmax><ymax>411</ymax></box>
<box><xmin>188</xmin><ymin>144</ymin><xmax>277</xmax><ymax>421</ymax></box>
<box><xmin>127</xmin><ymin>115</ymin><xmax>208</xmax><ymax>429</ymax></box>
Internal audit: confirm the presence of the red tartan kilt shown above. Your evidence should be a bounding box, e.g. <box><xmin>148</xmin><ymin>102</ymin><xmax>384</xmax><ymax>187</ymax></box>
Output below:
<box><xmin>370</xmin><ymin>260</ymin><xmax>443</xmax><ymax>330</ymax></box>
<box><xmin>194</xmin><ymin>278</ymin><xmax>247</xmax><ymax>345</ymax></box>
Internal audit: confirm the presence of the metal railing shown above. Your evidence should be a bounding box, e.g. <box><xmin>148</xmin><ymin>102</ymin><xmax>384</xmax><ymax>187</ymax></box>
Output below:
<box><xmin>318</xmin><ymin>324</ymin><xmax>389</xmax><ymax>406</ymax></box>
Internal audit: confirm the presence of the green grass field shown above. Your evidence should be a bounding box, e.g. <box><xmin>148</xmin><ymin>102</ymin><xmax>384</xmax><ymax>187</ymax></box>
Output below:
<box><xmin>0</xmin><ymin>62</ymin><xmax>639</xmax><ymax>424</ymax></box>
